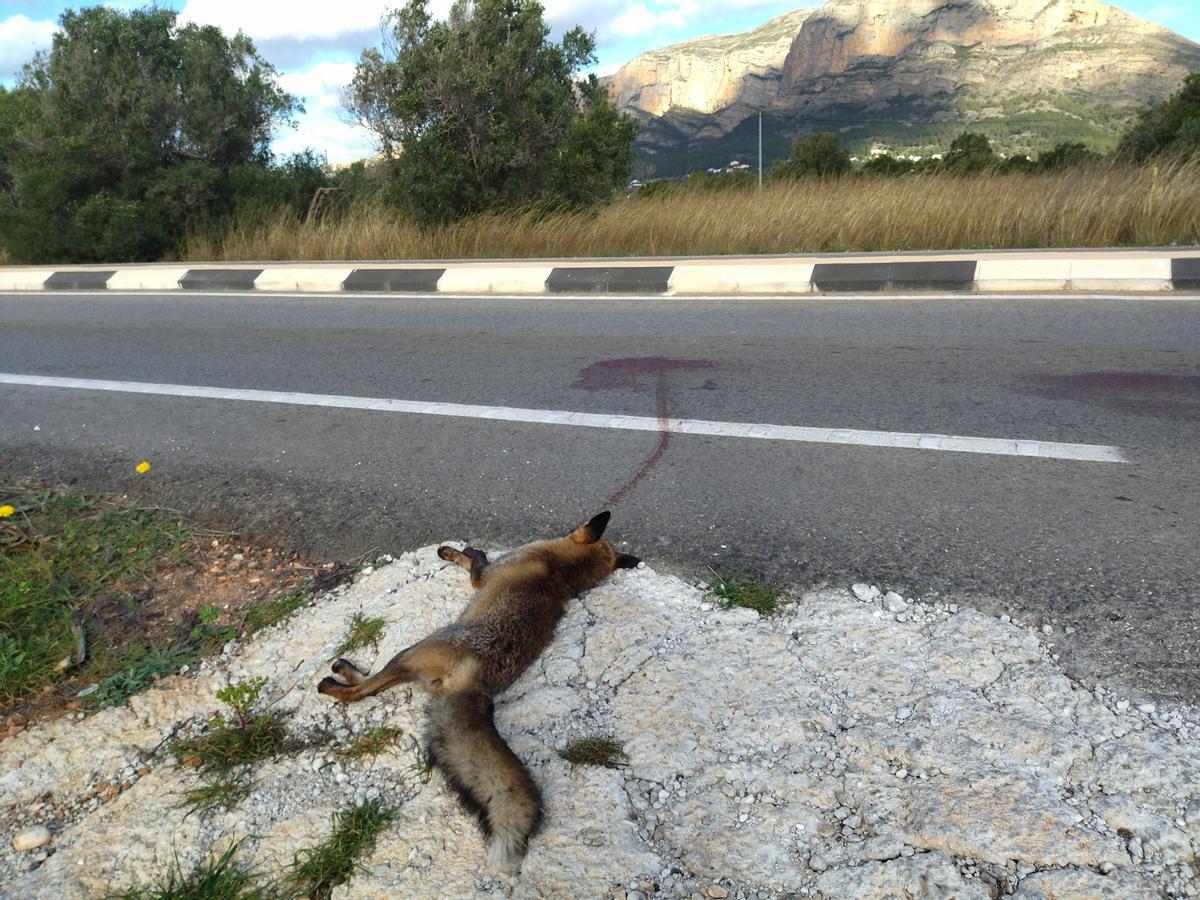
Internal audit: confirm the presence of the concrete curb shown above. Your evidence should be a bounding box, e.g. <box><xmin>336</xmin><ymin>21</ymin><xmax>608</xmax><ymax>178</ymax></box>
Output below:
<box><xmin>2</xmin><ymin>253</ymin><xmax>1199</xmax><ymax>294</ymax></box>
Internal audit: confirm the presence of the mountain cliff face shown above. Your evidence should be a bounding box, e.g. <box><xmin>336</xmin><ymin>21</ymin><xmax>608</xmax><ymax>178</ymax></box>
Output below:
<box><xmin>604</xmin><ymin>0</ymin><xmax>1200</xmax><ymax>176</ymax></box>
<box><xmin>607</xmin><ymin>8</ymin><xmax>815</xmax><ymax>116</ymax></box>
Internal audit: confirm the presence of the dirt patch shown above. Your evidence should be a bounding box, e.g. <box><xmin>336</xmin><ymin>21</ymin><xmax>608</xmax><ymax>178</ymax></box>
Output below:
<box><xmin>0</xmin><ymin>478</ymin><xmax>349</xmax><ymax>739</ymax></box>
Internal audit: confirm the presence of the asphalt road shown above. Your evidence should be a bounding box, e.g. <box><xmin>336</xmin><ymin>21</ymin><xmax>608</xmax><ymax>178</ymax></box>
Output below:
<box><xmin>2</xmin><ymin>290</ymin><xmax>1198</xmax><ymax>702</ymax></box>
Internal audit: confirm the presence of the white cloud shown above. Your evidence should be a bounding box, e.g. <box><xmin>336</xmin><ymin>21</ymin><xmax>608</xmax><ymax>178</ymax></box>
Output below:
<box><xmin>613</xmin><ymin>3</ymin><xmax>655</xmax><ymax>37</ymax></box>
<box><xmin>273</xmin><ymin>60</ymin><xmax>374</xmax><ymax>164</ymax></box>
<box><xmin>0</xmin><ymin>15</ymin><xmax>56</xmax><ymax>78</ymax></box>
<box><xmin>606</xmin><ymin>1</ymin><xmax>699</xmax><ymax>38</ymax></box>
<box><xmin>177</xmin><ymin>1</ymin><xmax>703</xmax><ymax>45</ymax></box>
<box><xmin>279</xmin><ymin>59</ymin><xmax>358</xmax><ymax>114</ymax></box>
<box><xmin>178</xmin><ymin>1</ymin><xmax>394</xmax><ymax>41</ymax></box>
<box><xmin>274</xmin><ymin>105</ymin><xmax>375</xmax><ymax>164</ymax></box>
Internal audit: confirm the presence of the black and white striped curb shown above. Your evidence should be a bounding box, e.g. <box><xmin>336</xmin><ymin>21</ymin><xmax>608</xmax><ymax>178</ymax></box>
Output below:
<box><xmin>3</xmin><ymin>255</ymin><xmax>1199</xmax><ymax>294</ymax></box>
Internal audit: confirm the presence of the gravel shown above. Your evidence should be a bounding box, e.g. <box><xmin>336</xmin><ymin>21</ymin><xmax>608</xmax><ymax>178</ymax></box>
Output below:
<box><xmin>1</xmin><ymin>547</ymin><xmax>1197</xmax><ymax>898</ymax></box>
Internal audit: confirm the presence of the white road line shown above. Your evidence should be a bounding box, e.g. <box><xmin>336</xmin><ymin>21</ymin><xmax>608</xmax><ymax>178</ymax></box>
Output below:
<box><xmin>0</xmin><ymin>373</ymin><xmax>1126</xmax><ymax>463</ymax></box>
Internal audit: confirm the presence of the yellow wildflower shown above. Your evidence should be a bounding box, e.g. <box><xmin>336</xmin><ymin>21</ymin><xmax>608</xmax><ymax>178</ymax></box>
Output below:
<box><xmin>135</xmin><ymin>461</ymin><xmax>151</xmax><ymax>474</ymax></box>
<box><xmin>0</xmin><ymin>504</ymin><xmax>13</xmax><ymax>518</ymax></box>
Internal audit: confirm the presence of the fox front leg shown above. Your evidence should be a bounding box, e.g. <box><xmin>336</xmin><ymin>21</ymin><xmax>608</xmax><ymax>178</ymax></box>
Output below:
<box><xmin>437</xmin><ymin>545</ymin><xmax>490</xmax><ymax>587</ymax></box>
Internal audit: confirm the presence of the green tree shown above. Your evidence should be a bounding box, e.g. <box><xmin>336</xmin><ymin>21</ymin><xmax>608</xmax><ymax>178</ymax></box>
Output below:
<box><xmin>0</xmin><ymin>7</ymin><xmax>301</xmax><ymax>263</ymax></box>
<box><xmin>859</xmin><ymin>153</ymin><xmax>915</xmax><ymax>176</ymax></box>
<box><xmin>347</xmin><ymin>0</ymin><xmax>637</xmax><ymax>223</ymax></box>
<box><xmin>1036</xmin><ymin>142</ymin><xmax>1098</xmax><ymax>171</ymax></box>
<box><xmin>999</xmin><ymin>154</ymin><xmax>1034</xmax><ymax>174</ymax></box>
<box><xmin>771</xmin><ymin>132</ymin><xmax>851</xmax><ymax>178</ymax></box>
<box><xmin>943</xmin><ymin>132</ymin><xmax>996</xmax><ymax>172</ymax></box>
<box><xmin>1117</xmin><ymin>73</ymin><xmax>1200</xmax><ymax>161</ymax></box>
<box><xmin>0</xmin><ymin>87</ymin><xmax>33</xmax><ymax>195</ymax></box>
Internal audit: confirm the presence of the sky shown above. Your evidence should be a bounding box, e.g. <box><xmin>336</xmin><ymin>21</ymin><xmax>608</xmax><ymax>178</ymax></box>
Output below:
<box><xmin>2</xmin><ymin>1</ymin><xmax>1198</xmax><ymax>163</ymax></box>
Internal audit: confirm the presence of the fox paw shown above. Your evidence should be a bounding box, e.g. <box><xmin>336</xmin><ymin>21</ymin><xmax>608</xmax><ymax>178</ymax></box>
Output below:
<box><xmin>316</xmin><ymin>676</ymin><xmax>345</xmax><ymax>697</ymax></box>
<box><xmin>332</xmin><ymin>658</ymin><xmax>362</xmax><ymax>676</ymax></box>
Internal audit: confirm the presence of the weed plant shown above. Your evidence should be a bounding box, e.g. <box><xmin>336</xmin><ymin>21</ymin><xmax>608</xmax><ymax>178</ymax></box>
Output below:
<box><xmin>334</xmin><ymin>613</ymin><xmax>387</xmax><ymax>658</ymax></box>
<box><xmin>707</xmin><ymin>571</ymin><xmax>780</xmax><ymax>616</ymax></box>
<box><xmin>88</xmin><ymin>644</ymin><xmax>198</xmax><ymax>707</ymax></box>
<box><xmin>559</xmin><ymin>737</ymin><xmax>628</xmax><ymax>769</ymax></box>
<box><xmin>172</xmin><ymin>677</ymin><xmax>297</xmax><ymax>813</ymax></box>
<box><xmin>181</xmin><ymin>778</ymin><xmax>254</xmax><ymax>814</ymax></box>
<box><xmin>108</xmin><ymin>841</ymin><xmax>265</xmax><ymax>899</ymax></box>
<box><xmin>285</xmin><ymin>800</ymin><xmax>398</xmax><ymax>899</ymax></box>
<box><xmin>408</xmin><ymin>739</ymin><xmax>435</xmax><ymax>784</ymax></box>
<box><xmin>242</xmin><ymin>583</ymin><xmax>313</xmax><ymax>634</ymax></box>
<box><xmin>337</xmin><ymin>726</ymin><xmax>405</xmax><ymax>761</ymax></box>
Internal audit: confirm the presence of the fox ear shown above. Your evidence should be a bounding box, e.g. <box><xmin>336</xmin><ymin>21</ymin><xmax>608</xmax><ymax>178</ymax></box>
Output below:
<box><xmin>570</xmin><ymin>511</ymin><xmax>611</xmax><ymax>544</ymax></box>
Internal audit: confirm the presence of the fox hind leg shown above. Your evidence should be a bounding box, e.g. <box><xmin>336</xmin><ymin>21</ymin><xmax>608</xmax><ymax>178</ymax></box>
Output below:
<box><xmin>319</xmin><ymin>656</ymin><xmax>415</xmax><ymax>703</ymax></box>
<box><xmin>318</xmin><ymin>640</ymin><xmax>463</xmax><ymax>703</ymax></box>
<box><xmin>437</xmin><ymin>546</ymin><xmax>490</xmax><ymax>587</ymax></box>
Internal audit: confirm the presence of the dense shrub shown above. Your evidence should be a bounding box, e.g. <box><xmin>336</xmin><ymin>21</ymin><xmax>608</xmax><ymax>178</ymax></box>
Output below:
<box><xmin>346</xmin><ymin>0</ymin><xmax>637</xmax><ymax>224</ymax></box>
<box><xmin>942</xmin><ymin>132</ymin><xmax>997</xmax><ymax>172</ymax></box>
<box><xmin>772</xmin><ymin>132</ymin><xmax>851</xmax><ymax>178</ymax></box>
<box><xmin>0</xmin><ymin>7</ymin><xmax>308</xmax><ymax>263</ymax></box>
<box><xmin>1118</xmin><ymin>73</ymin><xmax>1200</xmax><ymax>161</ymax></box>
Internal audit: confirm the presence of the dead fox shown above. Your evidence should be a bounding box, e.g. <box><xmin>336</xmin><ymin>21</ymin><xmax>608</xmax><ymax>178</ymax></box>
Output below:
<box><xmin>317</xmin><ymin>511</ymin><xmax>639</xmax><ymax>870</ymax></box>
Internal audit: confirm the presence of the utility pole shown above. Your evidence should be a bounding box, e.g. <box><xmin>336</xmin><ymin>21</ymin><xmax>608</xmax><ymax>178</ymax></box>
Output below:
<box><xmin>758</xmin><ymin>111</ymin><xmax>763</xmax><ymax>190</ymax></box>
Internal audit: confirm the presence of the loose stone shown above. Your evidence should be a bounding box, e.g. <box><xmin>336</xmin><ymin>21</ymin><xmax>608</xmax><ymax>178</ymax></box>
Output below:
<box><xmin>12</xmin><ymin>827</ymin><xmax>51</xmax><ymax>852</ymax></box>
<box><xmin>852</xmin><ymin>583</ymin><xmax>881</xmax><ymax>602</ymax></box>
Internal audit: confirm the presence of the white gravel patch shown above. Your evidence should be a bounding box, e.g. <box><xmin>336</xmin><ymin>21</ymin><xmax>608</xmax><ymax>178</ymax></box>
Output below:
<box><xmin>1</xmin><ymin>546</ymin><xmax>1197</xmax><ymax>898</ymax></box>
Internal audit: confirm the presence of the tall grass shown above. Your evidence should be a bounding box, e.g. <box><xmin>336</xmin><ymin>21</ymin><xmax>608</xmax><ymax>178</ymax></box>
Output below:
<box><xmin>186</xmin><ymin>157</ymin><xmax>1200</xmax><ymax>261</ymax></box>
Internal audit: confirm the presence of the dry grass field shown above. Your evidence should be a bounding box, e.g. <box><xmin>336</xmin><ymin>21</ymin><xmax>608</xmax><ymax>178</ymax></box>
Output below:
<box><xmin>186</xmin><ymin>157</ymin><xmax>1200</xmax><ymax>261</ymax></box>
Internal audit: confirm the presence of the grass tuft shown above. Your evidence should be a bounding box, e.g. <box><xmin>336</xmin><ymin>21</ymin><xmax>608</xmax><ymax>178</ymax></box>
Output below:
<box><xmin>88</xmin><ymin>644</ymin><xmax>198</xmax><ymax>708</ymax></box>
<box><xmin>181</xmin><ymin>778</ymin><xmax>255</xmax><ymax>815</ymax></box>
<box><xmin>408</xmin><ymin>739</ymin><xmax>435</xmax><ymax>784</ymax></box>
<box><xmin>108</xmin><ymin>841</ymin><xmax>265</xmax><ymax>899</ymax></box>
<box><xmin>559</xmin><ymin>736</ymin><xmax>628</xmax><ymax>769</ymax></box>
<box><xmin>242</xmin><ymin>583</ymin><xmax>313</xmax><ymax>634</ymax></box>
<box><xmin>337</xmin><ymin>725</ymin><xmax>405</xmax><ymax>761</ymax></box>
<box><xmin>334</xmin><ymin>613</ymin><xmax>387</xmax><ymax>658</ymax></box>
<box><xmin>285</xmin><ymin>799</ymin><xmax>398</xmax><ymax>900</ymax></box>
<box><xmin>707</xmin><ymin>571</ymin><xmax>780</xmax><ymax>616</ymax></box>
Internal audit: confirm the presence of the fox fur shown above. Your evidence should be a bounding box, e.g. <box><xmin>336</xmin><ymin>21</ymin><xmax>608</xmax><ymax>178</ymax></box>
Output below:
<box><xmin>317</xmin><ymin>511</ymin><xmax>639</xmax><ymax>871</ymax></box>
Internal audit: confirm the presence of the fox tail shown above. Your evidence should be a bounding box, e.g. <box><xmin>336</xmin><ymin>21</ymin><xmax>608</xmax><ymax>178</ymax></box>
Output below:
<box><xmin>424</xmin><ymin>690</ymin><xmax>543</xmax><ymax>871</ymax></box>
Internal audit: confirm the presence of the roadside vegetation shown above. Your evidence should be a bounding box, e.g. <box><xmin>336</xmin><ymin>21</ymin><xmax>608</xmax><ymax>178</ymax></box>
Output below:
<box><xmin>187</xmin><ymin>154</ymin><xmax>1200</xmax><ymax>259</ymax></box>
<box><xmin>284</xmin><ymin>800</ymin><xmax>399</xmax><ymax>899</ymax></box>
<box><xmin>0</xmin><ymin>482</ymin><xmax>189</xmax><ymax>707</ymax></box>
<box><xmin>337</xmin><ymin>725</ymin><xmax>405</xmax><ymax>760</ymax></box>
<box><xmin>707</xmin><ymin>571</ymin><xmax>780</xmax><ymax>616</ymax></box>
<box><xmin>186</xmin><ymin>74</ymin><xmax>1200</xmax><ymax>258</ymax></box>
<box><xmin>110</xmin><ymin>841</ymin><xmax>266</xmax><ymax>900</ymax></box>
<box><xmin>0</xmin><ymin>478</ymin><xmax>321</xmax><ymax>731</ymax></box>
<box><xmin>334</xmin><ymin>612</ymin><xmax>388</xmax><ymax>658</ymax></box>
<box><xmin>1</xmin><ymin>5</ymin><xmax>1198</xmax><ymax>265</ymax></box>
<box><xmin>171</xmin><ymin>676</ymin><xmax>301</xmax><ymax>814</ymax></box>
<box><xmin>110</xmin><ymin>799</ymin><xmax>399</xmax><ymax>899</ymax></box>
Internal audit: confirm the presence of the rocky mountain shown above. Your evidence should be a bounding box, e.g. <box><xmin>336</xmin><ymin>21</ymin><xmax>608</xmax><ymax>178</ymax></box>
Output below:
<box><xmin>604</xmin><ymin>0</ymin><xmax>1200</xmax><ymax>176</ymax></box>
